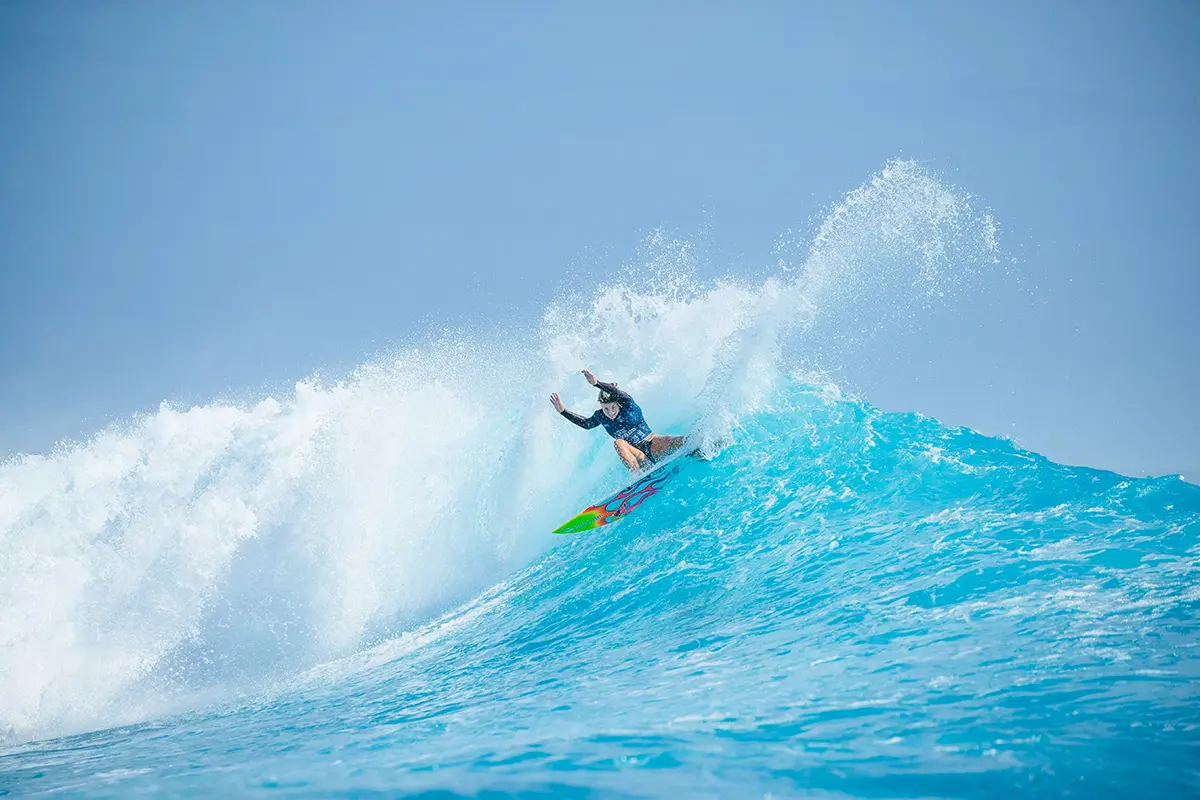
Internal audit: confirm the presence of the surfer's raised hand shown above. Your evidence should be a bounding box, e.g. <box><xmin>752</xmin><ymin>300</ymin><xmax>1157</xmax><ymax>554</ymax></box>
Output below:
<box><xmin>581</xmin><ymin>369</ymin><xmax>598</xmax><ymax>386</ymax></box>
<box><xmin>550</xmin><ymin>392</ymin><xmax>566</xmax><ymax>413</ymax></box>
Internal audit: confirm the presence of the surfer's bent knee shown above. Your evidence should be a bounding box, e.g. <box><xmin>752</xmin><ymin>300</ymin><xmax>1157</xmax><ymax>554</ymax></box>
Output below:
<box><xmin>614</xmin><ymin>438</ymin><xmax>647</xmax><ymax>461</ymax></box>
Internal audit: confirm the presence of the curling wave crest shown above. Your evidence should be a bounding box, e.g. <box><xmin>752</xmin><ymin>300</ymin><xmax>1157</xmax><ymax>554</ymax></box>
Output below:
<box><xmin>3</xmin><ymin>160</ymin><xmax>1195</xmax><ymax>798</ymax></box>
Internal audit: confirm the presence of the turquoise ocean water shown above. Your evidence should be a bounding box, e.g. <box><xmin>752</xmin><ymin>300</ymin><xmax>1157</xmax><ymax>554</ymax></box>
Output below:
<box><xmin>2</xmin><ymin>162</ymin><xmax>1197</xmax><ymax>797</ymax></box>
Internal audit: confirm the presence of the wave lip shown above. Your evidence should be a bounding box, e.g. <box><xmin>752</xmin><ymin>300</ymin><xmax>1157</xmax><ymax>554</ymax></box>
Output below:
<box><xmin>2</xmin><ymin>158</ymin><xmax>1004</xmax><ymax>746</ymax></box>
<box><xmin>13</xmin><ymin>158</ymin><xmax>1193</xmax><ymax>794</ymax></box>
<box><xmin>3</xmin><ymin>382</ymin><xmax>1198</xmax><ymax>796</ymax></box>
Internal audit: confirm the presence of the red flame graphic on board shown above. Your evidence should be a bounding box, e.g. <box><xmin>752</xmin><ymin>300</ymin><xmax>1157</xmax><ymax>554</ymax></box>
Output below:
<box><xmin>583</xmin><ymin>465</ymin><xmax>681</xmax><ymax>527</ymax></box>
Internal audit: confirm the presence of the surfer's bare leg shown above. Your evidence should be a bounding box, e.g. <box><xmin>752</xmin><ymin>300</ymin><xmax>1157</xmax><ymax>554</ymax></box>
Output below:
<box><xmin>648</xmin><ymin>434</ymin><xmax>687</xmax><ymax>459</ymax></box>
<box><xmin>614</xmin><ymin>439</ymin><xmax>647</xmax><ymax>473</ymax></box>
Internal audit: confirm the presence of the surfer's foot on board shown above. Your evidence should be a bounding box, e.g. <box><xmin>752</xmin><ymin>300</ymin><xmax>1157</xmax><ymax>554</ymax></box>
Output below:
<box><xmin>685</xmin><ymin>435</ymin><xmax>733</xmax><ymax>461</ymax></box>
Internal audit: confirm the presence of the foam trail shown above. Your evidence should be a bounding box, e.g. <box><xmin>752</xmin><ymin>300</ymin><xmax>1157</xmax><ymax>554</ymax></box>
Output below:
<box><xmin>0</xmin><ymin>159</ymin><xmax>1001</xmax><ymax>744</ymax></box>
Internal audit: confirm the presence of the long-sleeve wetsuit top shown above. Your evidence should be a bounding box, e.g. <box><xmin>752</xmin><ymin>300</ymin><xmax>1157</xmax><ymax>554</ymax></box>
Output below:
<box><xmin>559</xmin><ymin>380</ymin><xmax>653</xmax><ymax>444</ymax></box>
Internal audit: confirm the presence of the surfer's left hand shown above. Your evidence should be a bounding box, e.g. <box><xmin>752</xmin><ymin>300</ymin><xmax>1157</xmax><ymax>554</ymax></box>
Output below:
<box><xmin>581</xmin><ymin>369</ymin><xmax>597</xmax><ymax>386</ymax></box>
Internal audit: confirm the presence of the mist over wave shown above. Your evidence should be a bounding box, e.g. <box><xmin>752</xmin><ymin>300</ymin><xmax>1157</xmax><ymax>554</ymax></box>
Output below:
<box><xmin>4</xmin><ymin>159</ymin><xmax>1006</xmax><ymax>744</ymax></box>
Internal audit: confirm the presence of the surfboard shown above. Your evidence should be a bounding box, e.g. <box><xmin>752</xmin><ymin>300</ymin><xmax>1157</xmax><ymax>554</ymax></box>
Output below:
<box><xmin>552</xmin><ymin>450</ymin><xmax>698</xmax><ymax>535</ymax></box>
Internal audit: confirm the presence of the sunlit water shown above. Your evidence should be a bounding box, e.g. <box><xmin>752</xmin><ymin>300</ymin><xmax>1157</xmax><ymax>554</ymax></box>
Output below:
<box><xmin>2</xmin><ymin>161</ymin><xmax>1196</xmax><ymax>798</ymax></box>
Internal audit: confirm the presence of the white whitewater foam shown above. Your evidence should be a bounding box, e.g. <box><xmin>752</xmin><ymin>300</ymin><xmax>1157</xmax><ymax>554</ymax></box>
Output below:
<box><xmin>0</xmin><ymin>159</ymin><xmax>1000</xmax><ymax>743</ymax></box>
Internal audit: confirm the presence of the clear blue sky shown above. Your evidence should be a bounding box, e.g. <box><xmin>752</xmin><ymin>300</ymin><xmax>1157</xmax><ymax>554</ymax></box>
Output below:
<box><xmin>2</xmin><ymin>1</ymin><xmax>1197</xmax><ymax>477</ymax></box>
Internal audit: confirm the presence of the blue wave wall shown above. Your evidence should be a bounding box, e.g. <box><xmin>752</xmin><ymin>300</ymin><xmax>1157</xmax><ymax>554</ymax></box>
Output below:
<box><xmin>2</xmin><ymin>161</ymin><xmax>1196</xmax><ymax>797</ymax></box>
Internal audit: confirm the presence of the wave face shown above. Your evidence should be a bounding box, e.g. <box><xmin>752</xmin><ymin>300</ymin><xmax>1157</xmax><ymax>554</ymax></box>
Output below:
<box><xmin>2</xmin><ymin>161</ymin><xmax>1197</xmax><ymax>797</ymax></box>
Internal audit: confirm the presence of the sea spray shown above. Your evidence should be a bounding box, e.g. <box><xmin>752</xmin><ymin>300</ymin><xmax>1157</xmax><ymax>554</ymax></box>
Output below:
<box><xmin>1</xmin><ymin>159</ymin><xmax>1003</xmax><ymax>745</ymax></box>
<box><xmin>7</xmin><ymin>379</ymin><xmax>1194</xmax><ymax>796</ymax></box>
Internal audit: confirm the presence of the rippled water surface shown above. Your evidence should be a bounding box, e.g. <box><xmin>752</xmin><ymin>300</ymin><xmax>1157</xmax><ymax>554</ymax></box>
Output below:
<box><xmin>3</xmin><ymin>162</ymin><xmax>1196</xmax><ymax>797</ymax></box>
<box><xmin>4</xmin><ymin>385</ymin><xmax>1198</xmax><ymax>797</ymax></box>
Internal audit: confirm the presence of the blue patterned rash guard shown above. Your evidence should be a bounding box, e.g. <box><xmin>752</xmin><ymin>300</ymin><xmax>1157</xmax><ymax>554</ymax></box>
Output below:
<box><xmin>559</xmin><ymin>380</ymin><xmax>654</xmax><ymax>445</ymax></box>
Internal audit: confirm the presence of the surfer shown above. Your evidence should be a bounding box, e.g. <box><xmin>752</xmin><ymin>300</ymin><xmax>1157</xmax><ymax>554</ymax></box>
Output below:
<box><xmin>550</xmin><ymin>370</ymin><xmax>687</xmax><ymax>473</ymax></box>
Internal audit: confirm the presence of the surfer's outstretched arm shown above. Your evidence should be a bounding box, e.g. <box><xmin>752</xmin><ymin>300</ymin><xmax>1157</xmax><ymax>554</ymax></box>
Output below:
<box><xmin>581</xmin><ymin>369</ymin><xmax>633</xmax><ymax>403</ymax></box>
<box><xmin>593</xmin><ymin>379</ymin><xmax>632</xmax><ymax>402</ymax></box>
<box><xmin>560</xmin><ymin>409</ymin><xmax>601</xmax><ymax>429</ymax></box>
<box><xmin>551</xmin><ymin>392</ymin><xmax>601</xmax><ymax>429</ymax></box>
